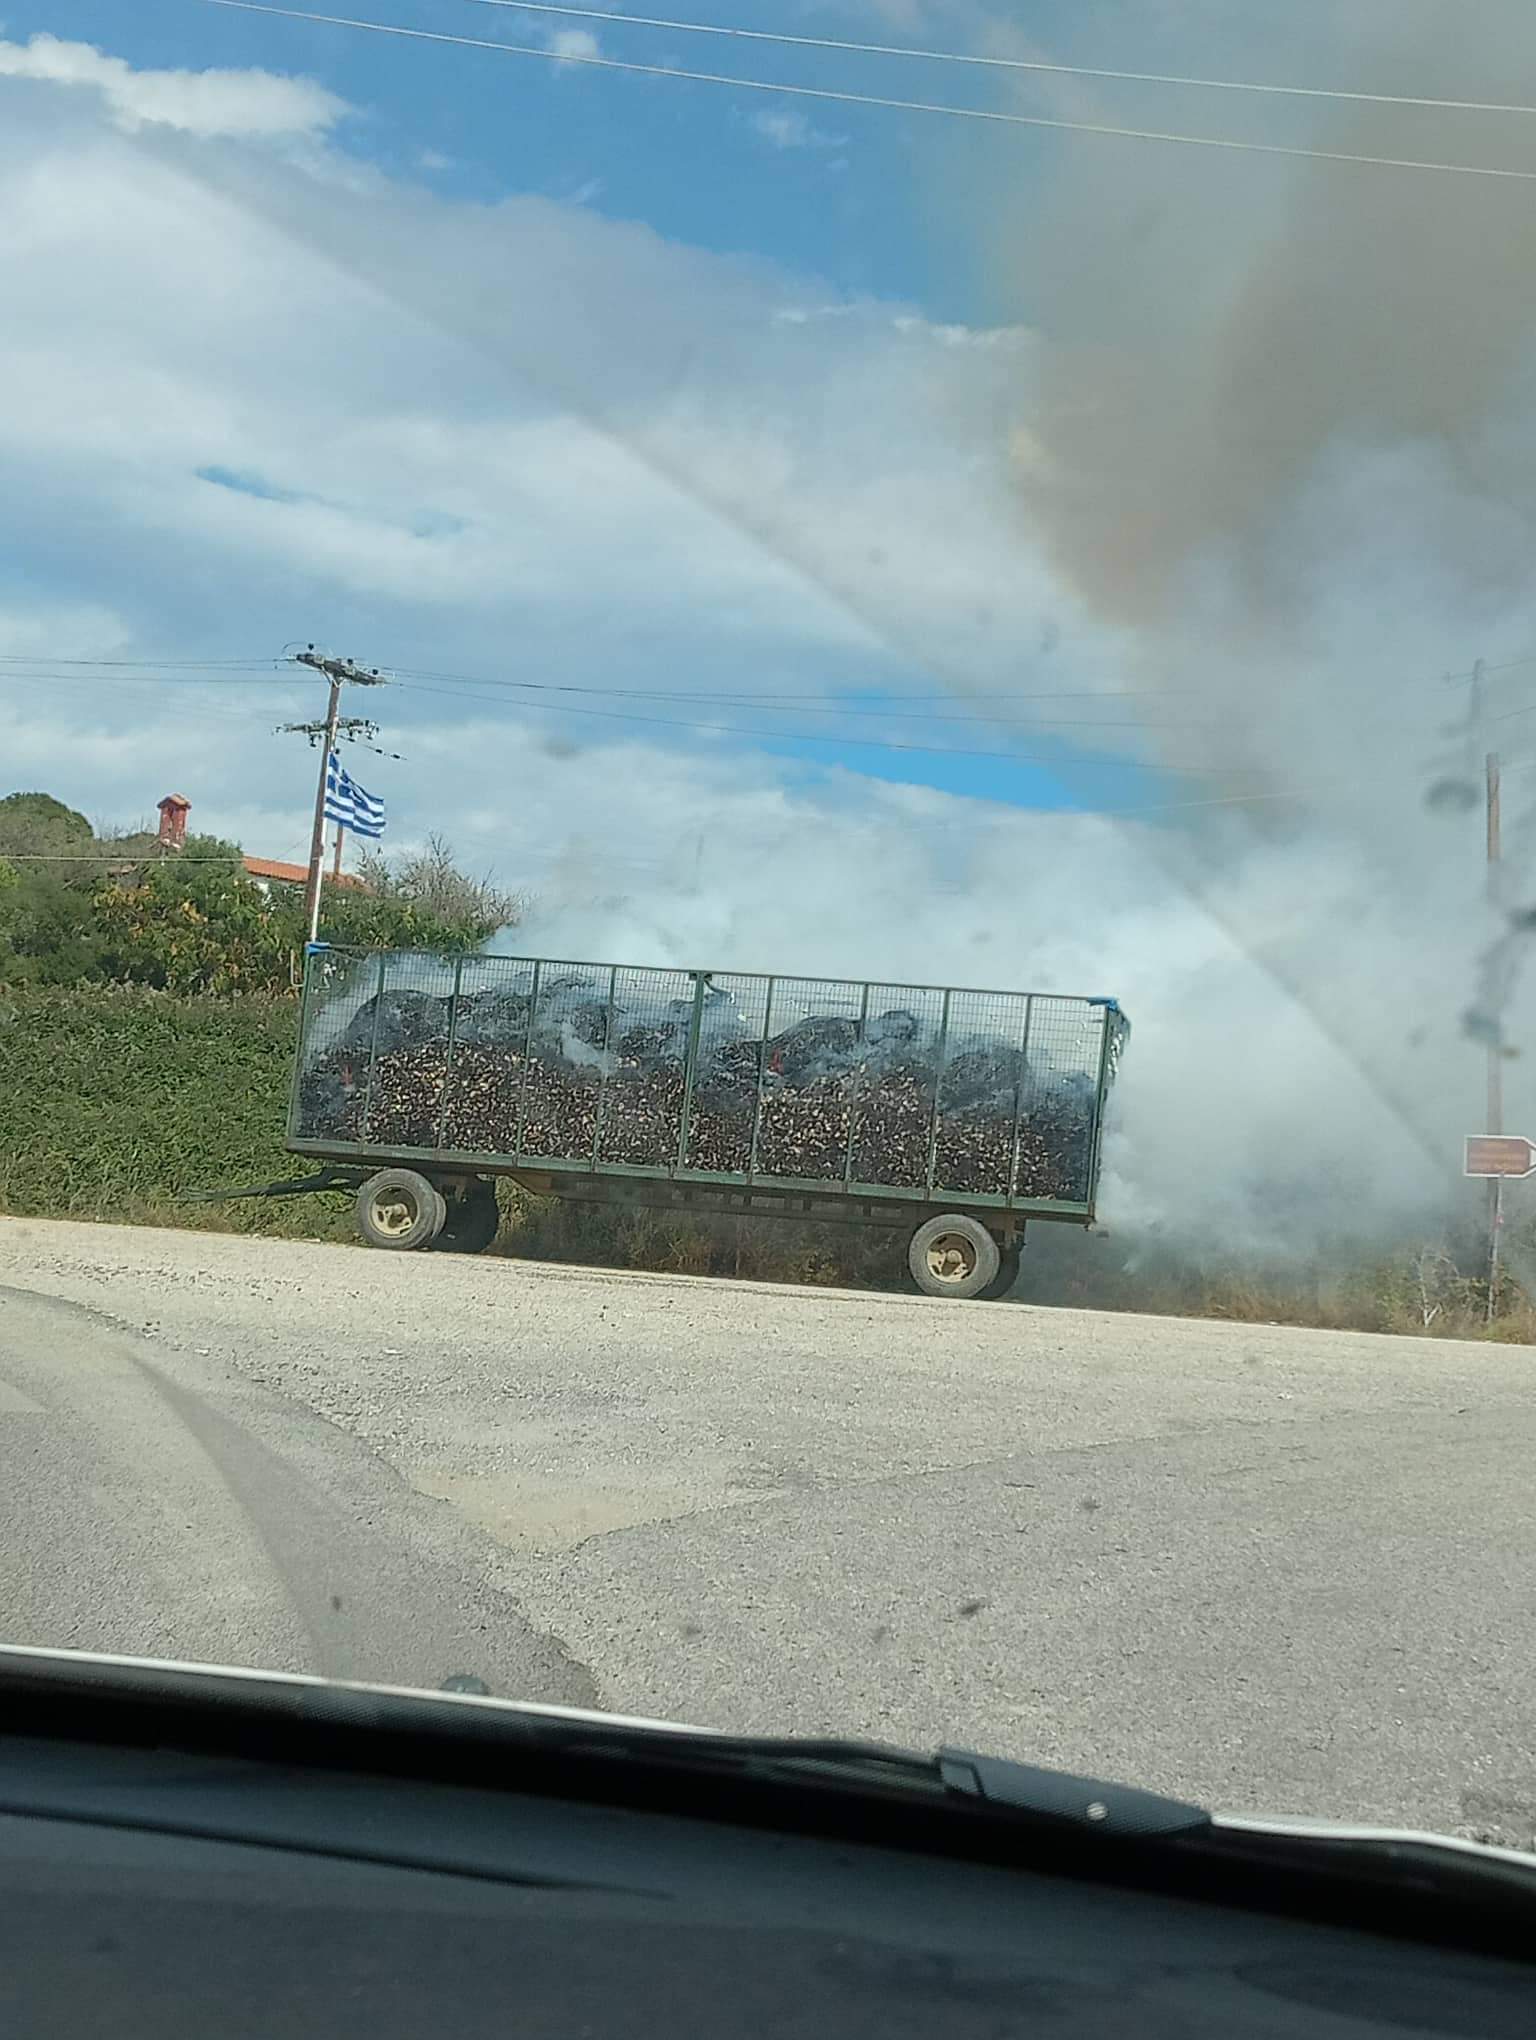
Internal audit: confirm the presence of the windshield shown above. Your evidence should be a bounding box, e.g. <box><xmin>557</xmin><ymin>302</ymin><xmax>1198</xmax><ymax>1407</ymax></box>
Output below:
<box><xmin>1</xmin><ymin>0</ymin><xmax>1534</xmax><ymax>1858</ymax></box>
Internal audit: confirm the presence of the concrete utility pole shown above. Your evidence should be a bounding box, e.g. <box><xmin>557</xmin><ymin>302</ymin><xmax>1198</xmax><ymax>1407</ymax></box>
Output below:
<box><xmin>283</xmin><ymin>647</ymin><xmax>386</xmax><ymax>945</ymax></box>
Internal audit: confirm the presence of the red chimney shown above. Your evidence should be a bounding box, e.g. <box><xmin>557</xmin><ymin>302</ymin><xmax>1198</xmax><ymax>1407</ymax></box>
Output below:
<box><xmin>157</xmin><ymin>794</ymin><xmax>191</xmax><ymax>851</ymax></box>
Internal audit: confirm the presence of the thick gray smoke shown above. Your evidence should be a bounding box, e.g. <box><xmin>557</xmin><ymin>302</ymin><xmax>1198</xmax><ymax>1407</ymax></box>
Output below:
<box><xmin>988</xmin><ymin>6</ymin><xmax>1536</xmax><ymax>1264</ymax></box>
<box><xmin>1018</xmin><ymin>12</ymin><xmax>1536</xmax><ymax>636</ymax></box>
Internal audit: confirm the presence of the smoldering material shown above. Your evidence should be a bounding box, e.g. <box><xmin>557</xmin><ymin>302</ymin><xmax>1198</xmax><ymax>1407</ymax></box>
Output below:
<box><xmin>295</xmin><ymin>965</ymin><xmax>1120</xmax><ymax>1203</ymax></box>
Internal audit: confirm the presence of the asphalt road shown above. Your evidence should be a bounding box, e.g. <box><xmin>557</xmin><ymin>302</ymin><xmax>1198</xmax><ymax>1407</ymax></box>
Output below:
<box><xmin>2</xmin><ymin>1215</ymin><xmax>1533</xmax><ymax>1844</ymax></box>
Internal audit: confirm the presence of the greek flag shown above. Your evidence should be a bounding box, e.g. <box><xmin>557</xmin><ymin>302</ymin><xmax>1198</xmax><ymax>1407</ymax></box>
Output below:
<box><xmin>324</xmin><ymin>751</ymin><xmax>386</xmax><ymax>838</ymax></box>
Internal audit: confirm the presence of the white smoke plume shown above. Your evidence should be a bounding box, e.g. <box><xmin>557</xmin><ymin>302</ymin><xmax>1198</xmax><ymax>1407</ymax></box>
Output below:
<box><xmin>972</xmin><ymin>5</ymin><xmax>1536</xmax><ymax>1267</ymax></box>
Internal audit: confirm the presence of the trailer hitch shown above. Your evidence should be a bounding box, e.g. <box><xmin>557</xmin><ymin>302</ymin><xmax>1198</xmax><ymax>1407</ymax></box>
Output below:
<box><xmin>185</xmin><ymin>1166</ymin><xmax>367</xmax><ymax>1205</ymax></box>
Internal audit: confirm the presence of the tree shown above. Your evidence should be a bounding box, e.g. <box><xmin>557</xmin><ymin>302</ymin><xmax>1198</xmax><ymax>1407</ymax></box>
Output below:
<box><xmin>90</xmin><ymin>834</ymin><xmax>516</xmax><ymax>993</ymax></box>
<box><xmin>0</xmin><ymin>791</ymin><xmax>522</xmax><ymax>993</ymax></box>
<box><xmin>0</xmin><ymin>876</ymin><xmax>114</xmax><ymax>985</ymax></box>
<box><xmin>0</xmin><ymin>795</ymin><xmax>113</xmax><ymax>987</ymax></box>
<box><xmin>0</xmin><ymin>791</ymin><xmax>93</xmax><ymax>858</ymax></box>
<box><xmin>92</xmin><ymin>836</ymin><xmax>296</xmax><ymax>996</ymax></box>
<box><xmin>355</xmin><ymin>834</ymin><xmax>523</xmax><ymax>946</ymax></box>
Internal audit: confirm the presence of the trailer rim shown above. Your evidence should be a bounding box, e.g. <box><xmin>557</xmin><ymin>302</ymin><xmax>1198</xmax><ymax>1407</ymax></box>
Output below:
<box><xmin>907</xmin><ymin>1214</ymin><xmax>1001</xmax><ymax>1300</ymax></box>
<box><xmin>356</xmin><ymin>1169</ymin><xmax>447</xmax><ymax>1251</ymax></box>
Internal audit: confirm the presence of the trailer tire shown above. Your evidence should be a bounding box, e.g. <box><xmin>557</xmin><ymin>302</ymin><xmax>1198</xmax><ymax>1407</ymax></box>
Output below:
<box><xmin>356</xmin><ymin>1169</ymin><xmax>446</xmax><ymax>1251</ymax></box>
<box><xmin>433</xmin><ymin>1183</ymin><xmax>500</xmax><ymax>1254</ymax></box>
<box><xmin>980</xmin><ymin>1245</ymin><xmax>1022</xmax><ymax>1302</ymax></box>
<box><xmin>907</xmin><ymin>1214</ymin><xmax>1001</xmax><ymax>1300</ymax></box>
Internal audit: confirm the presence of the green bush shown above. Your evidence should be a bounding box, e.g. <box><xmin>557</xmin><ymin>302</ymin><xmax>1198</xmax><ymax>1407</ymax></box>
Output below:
<box><xmin>0</xmin><ymin>985</ymin><xmax>348</xmax><ymax>1238</ymax></box>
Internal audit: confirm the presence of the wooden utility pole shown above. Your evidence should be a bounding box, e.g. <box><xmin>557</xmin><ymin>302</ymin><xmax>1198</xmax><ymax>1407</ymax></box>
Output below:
<box><xmin>303</xmin><ymin>663</ymin><xmax>344</xmax><ymax>945</ymax></box>
<box><xmin>282</xmin><ymin>648</ymin><xmax>386</xmax><ymax>944</ymax></box>
<box><xmin>1486</xmin><ymin>741</ymin><xmax>1504</xmax><ymax>1319</ymax></box>
<box><xmin>1470</xmin><ymin>657</ymin><xmax>1505</xmax><ymax>1319</ymax></box>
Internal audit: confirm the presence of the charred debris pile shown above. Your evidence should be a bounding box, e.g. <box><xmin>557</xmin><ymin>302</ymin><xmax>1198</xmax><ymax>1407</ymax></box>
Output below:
<box><xmin>298</xmin><ymin>975</ymin><xmax>1102</xmax><ymax>1200</ymax></box>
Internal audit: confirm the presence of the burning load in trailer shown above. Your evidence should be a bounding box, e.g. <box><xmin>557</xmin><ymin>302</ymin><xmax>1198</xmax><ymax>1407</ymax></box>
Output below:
<box><xmin>293</xmin><ymin>951</ymin><xmax>1127</xmax><ymax>1207</ymax></box>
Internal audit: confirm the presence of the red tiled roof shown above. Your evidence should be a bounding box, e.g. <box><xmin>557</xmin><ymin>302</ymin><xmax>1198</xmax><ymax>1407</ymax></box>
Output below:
<box><xmin>243</xmin><ymin>855</ymin><xmax>367</xmax><ymax>891</ymax></box>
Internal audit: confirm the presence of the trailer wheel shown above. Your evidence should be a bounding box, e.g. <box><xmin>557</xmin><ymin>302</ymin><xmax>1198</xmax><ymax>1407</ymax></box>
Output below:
<box><xmin>433</xmin><ymin>1182</ymin><xmax>500</xmax><ymax>1254</ymax></box>
<box><xmin>356</xmin><ymin>1169</ymin><xmax>446</xmax><ymax>1251</ymax></box>
<box><xmin>980</xmin><ymin>1245</ymin><xmax>1022</xmax><ymax>1302</ymax></box>
<box><xmin>907</xmin><ymin>1214</ymin><xmax>1001</xmax><ymax>1300</ymax></box>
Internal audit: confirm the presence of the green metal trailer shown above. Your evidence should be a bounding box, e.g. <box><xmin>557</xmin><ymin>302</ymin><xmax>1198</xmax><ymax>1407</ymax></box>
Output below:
<box><xmin>278</xmin><ymin>943</ymin><xmax>1128</xmax><ymax>1299</ymax></box>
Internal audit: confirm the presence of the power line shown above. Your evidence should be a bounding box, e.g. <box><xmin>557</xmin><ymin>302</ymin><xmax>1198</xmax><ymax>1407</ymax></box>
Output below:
<box><xmin>380</xmin><ymin>664</ymin><xmax>1211</xmax><ymax>721</ymax></box>
<box><xmin>18</xmin><ymin>648</ymin><xmax>1536</xmax><ymax>748</ymax></box>
<box><xmin>0</xmin><ymin>655</ymin><xmax>1213</xmax><ymax>733</ymax></box>
<box><xmin>14</xmin><ymin>646</ymin><xmax>1530</xmax><ymax>706</ymax></box>
<box><xmin>391</xmin><ymin>674</ymin><xmax>1250</xmax><ymax>770</ymax></box>
<box><xmin>367</xmin><ymin>650</ymin><xmax>1528</xmax><ymax>712</ymax></box>
<box><xmin>391</xmin><ymin>670</ymin><xmax>1208</xmax><ymax>702</ymax></box>
<box><xmin>461</xmin><ymin>0</ymin><xmax>1536</xmax><ymax>120</ymax></box>
<box><xmin>375</xmin><ymin>660</ymin><xmax>1536</xmax><ymax>744</ymax></box>
<box><xmin>0</xmin><ymin>655</ymin><xmax>272</xmax><ymax>669</ymax></box>
<box><xmin>1443</xmin><ymin>650</ymin><xmax>1536</xmax><ymax>687</ymax></box>
<box><xmin>387</xmin><ymin>672</ymin><xmax>1210</xmax><ymax>730</ymax></box>
<box><xmin>0</xmin><ymin>669</ymin><xmax>287</xmax><ymax>729</ymax></box>
<box><xmin>0</xmin><ymin>669</ymin><xmax>281</xmax><ymax>686</ymax></box>
<box><xmin>9</xmin><ymin>649</ymin><xmax>1504</xmax><ymax>707</ymax></box>
<box><xmin>15</xmin><ymin>645</ymin><xmax>1536</xmax><ymax>728</ymax></box>
<box><xmin>195</xmin><ymin>1</ymin><xmax>1536</xmax><ymax>183</ymax></box>
<box><xmin>0</xmin><ymin>649</ymin><xmax>1244</xmax><ymax>730</ymax></box>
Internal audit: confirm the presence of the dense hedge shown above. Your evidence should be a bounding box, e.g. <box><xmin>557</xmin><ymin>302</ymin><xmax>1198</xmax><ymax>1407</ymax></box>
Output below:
<box><xmin>0</xmin><ymin>985</ymin><xmax>350</xmax><ymax>1238</ymax></box>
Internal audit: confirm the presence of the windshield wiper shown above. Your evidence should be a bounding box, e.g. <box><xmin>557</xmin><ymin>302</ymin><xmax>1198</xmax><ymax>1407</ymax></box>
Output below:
<box><xmin>2</xmin><ymin>1644</ymin><xmax>1531</xmax><ymax>1924</ymax></box>
<box><xmin>548</xmin><ymin>1729</ymin><xmax>1211</xmax><ymax>1838</ymax></box>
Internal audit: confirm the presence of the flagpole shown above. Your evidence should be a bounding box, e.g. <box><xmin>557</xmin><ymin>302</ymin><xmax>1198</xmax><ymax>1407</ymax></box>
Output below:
<box><xmin>332</xmin><ymin>823</ymin><xmax>345</xmax><ymax>883</ymax></box>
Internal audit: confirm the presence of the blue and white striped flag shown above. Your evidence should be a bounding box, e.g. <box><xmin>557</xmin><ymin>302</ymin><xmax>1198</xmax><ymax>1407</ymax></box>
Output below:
<box><xmin>324</xmin><ymin>751</ymin><xmax>387</xmax><ymax>838</ymax></box>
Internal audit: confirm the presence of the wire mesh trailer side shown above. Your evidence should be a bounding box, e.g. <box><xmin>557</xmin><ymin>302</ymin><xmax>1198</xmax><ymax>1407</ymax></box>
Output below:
<box><xmin>289</xmin><ymin>947</ymin><xmax>1127</xmax><ymax>1216</ymax></box>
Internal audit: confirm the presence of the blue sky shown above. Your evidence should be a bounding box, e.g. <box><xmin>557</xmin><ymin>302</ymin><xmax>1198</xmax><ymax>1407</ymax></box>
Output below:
<box><xmin>19</xmin><ymin>0</ymin><xmax>1041</xmax><ymax>315</ymax></box>
<box><xmin>3</xmin><ymin>0</ymin><xmax>1197</xmax><ymax>853</ymax></box>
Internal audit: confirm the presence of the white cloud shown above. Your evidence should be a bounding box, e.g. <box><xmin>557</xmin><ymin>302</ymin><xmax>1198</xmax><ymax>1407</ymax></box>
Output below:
<box><xmin>750</xmin><ymin>109</ymin><xmax>847</xmax><ymax>153</ymax></box>
<box><xmin>0</xmin><ymin>33</ymin><xmax>345</xmax><ymax>138</ymax></box>
<box><xmin>545</xmin><ymin>27</ymin><xmax>601</xmax><ymax>70</ymax></box>
<box><xmin>0</xmin><ymin>597</ymin><xmax>134</xmax><ymax>660</ymax></box>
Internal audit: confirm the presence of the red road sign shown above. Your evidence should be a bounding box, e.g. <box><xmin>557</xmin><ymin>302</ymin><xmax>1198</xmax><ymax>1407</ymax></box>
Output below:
<box><xmin>1464</xmin><ymin>1135</ymin><xmax>1536</xmax><ymax>1178</ymax></box>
